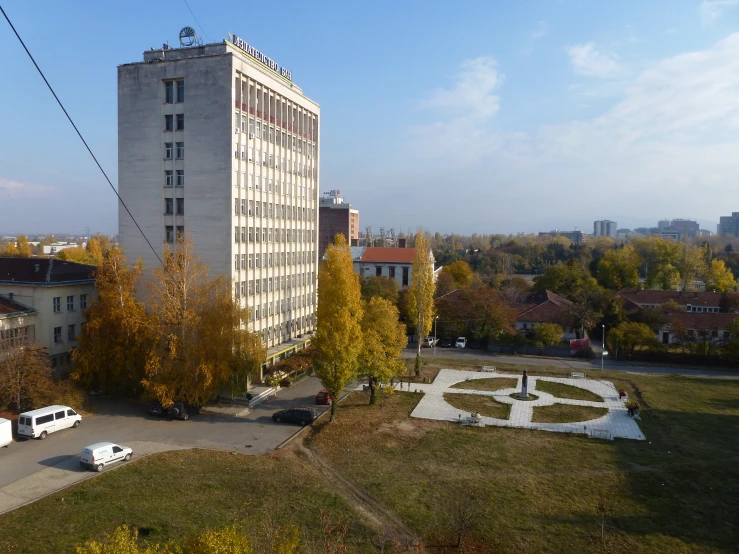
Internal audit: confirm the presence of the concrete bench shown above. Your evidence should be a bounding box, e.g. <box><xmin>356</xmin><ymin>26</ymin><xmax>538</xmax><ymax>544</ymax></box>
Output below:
<box><xmin>459</xmin><ymin>412</ymin><xmax>484</xmax><ymax>427</ymax></box>
<box><xmin>570</xmin><ymin>372</ymin><xmax>586</xmax><ymax>379</ymax></box>
<box><xmin>588</xmin><ymin>428</ymin><xmax>613</xmax><ymax>440</ymax></box>
<box><xmin>481</xmin><ymin>366</ymin><xmax>496</xmax><ymax>373</ymax></box>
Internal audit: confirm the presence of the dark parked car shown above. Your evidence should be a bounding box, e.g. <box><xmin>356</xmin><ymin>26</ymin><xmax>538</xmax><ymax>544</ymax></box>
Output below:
<box><xmin>469</xmin><ymin>339</ymin><xmax>482</xmax><ymax>349</ymax></box>
<box><xmin>439</xmin><ymin>338</ymin><xmax>453</xmax><ymax>348</ymax></box>
<box><xmin>316</xmin><ymin>389</ymin><xmax>332</xmax><ymax>405</ymax></box>
<box><xmin>272</xmin><ymin>407</ymin><xmax>318</xmax><ymax>426</ymax></box>
<box><xmin>148</xmin><ymin>401</ymin><xmax>200</xmax><ymax>420</ymax></box>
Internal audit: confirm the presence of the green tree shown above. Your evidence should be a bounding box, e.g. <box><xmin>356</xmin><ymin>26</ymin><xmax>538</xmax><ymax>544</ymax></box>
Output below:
<box><xmin>679</xmin><ymin>245</ymin><xmax>710</xmax><ymax>291</ymax></box>
<box><xmin>597</xmin><ymin>244</ymin><xmax>642</xmax><ymax>290</ymax></box>
<box><xmin>635</xmin><ymin>238</ymin><xmax>682</xmax><ymax>290</ymax></box>
<box><xmin>608</xmin><ymin>321</ymin><xmax>660</xmax><ymax>357</ymax></box>
<box><xmin>72</xmin><ymin>242</ymin><xmax>157</xmax><ymax>394</ymax></box>
<box><xmin>358</xmin><ymin>297</ymin><xmax>407</xmax><ymax>405</ymax></box>
<box><xmin>0</xmin><ymin>337</ymin><xmax>52</xmax><ymax>413</ymax></box>
<box><xmin>408</xmin><ymin>231</ymin><xmax>435</xmax><ymax>375</ymax></box>
<box><xmin>313</xmin><ymin>234</ymin><xmax>363</xmax><ymax>422</ymax></box>
<box><xmin>724</xmin><ymin>317</ymin><xmax>739</xmax><ymax>358</ymax></box>
<box><xmin>705</xmin><ymin>259</ymin><xmax>737</xmax><ymax>292</ymax></box>
<box><xmin>15</xmin><ymin>235</ymin><xmax>31</xmax><ymax>258</ymax></box>
<box><xmin>533</xmin><ymin>259</ymin><xmax>599</xmax><ymax>299</ymax></box>
<box><xmin>442</xmin><ymin>260</ymin><xmax>473</xmax><ymax>288</ymax></box>
<box><xmin>360</xmin><ymin>275</ymin><xmax>399</xmax><ymax>306</ymax></box>
<box><xmin>531</xmin><ymin>323</ymin><xmax>564</xmax><ymax>348</ymax></box>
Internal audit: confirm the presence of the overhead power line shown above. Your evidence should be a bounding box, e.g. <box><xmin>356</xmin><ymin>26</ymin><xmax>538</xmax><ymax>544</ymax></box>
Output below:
<box><xmin>182</xmin><ymin>0</ymin><xmax>210</xmax><ymax>43</ymax></box>
<box><xmin>0</xmin><ymin>4</ymin><xmax>168</xmax><ymax>272</ymax></box>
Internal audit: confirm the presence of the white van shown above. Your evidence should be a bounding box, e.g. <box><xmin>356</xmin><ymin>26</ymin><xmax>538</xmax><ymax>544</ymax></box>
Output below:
<box><xmin>17</xmin><ymin>405</ymin><xmax>82</xmax><ymax>440</ymax></box>
<box><xmin>455</xmin><ymin>337</ymin><xmax>467</xmax><ymax>348</ymax></box>
<box><xmin>80</xmin><ymin>442</ymin><xmax>133</xmax><ymax>472</ymax></box>
<box><xmin>0</xmin><ymin>418</ymin><xmax>12</xmax><ymax>448</ymax></box>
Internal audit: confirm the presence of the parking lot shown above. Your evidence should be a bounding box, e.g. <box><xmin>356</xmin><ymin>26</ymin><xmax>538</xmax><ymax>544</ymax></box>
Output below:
<box><xmin>0</xmin><ymin>375</ymin><xmax>328</xmax><ymax>514</ymax></box>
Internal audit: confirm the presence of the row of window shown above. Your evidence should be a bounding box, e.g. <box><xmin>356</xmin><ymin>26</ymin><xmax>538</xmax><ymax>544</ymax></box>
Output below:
<box><xmin>53</xmin><ymin>324</ymin><xmax>77</xmax><ymax>343</ymax></box>
<box><xmin>164</xmin><ymin>170</ymin><xmax>185</xmax><ymax>187</ymax></box>
<box><xmin>234</xmin><ymin>145</ymin><xmax>313</xmax><ymax>176</ymax></box>
<box><xmin>165</xmin><ymin>80</ymin><xmax>185</xmax><ymax>104</ymax></box>
<box><xmin>233</xmin><ymin>251</ymin><xmax>314</xmax><ymax>270</ymax></box>
<box><xmin>258</xmin><ymin>314</ymin><xmax>314</xmax><ymax>344</ymax></box>
<box><xmin>0</xmin><ymin>325</ymin><xmax>31</xmax><ymax>347</ymax></box>
<box><xmin>234</xmin><ymin>199</ymin><xmax>315</xmax><ymax>221</ymax></box>
<box><xmin>236</xmin><ymin>172</ymin><xmax>316</xmax><ymax>197</ymax></box>
<box><xmin>235</xmin><ymin>226</ymin><xmax>315</xmax><ymax>244</ymax></box>
<box><xmin>165</xmin><ymin>226</ymin><xmax>185</xmax><ymax>243</ymax></box>
<box><xmin>164</xmin><ymin>142</ymin><xmax>185</xmax><ymax>159</ymax></box>
<box><xmin>235</xmin><ymin>115</ymin><xmax>316</xmax><ymax>154</ymax></box>
<box><xmin>234</xmin><ymin>274</ymin><xmax>314</xmax><ymax>297</ymax></box>
<box><xmin>165</xmin><ymin>198</ymin><xmax>185</xmax><ymax>215</ymax></box>
<box><xmin>52</xmin><ymin>294</ymin><xmax>88</xmax><ymax>313</ymax></box>
<box><xmin>687</xmin><ymin>306</ymin><xmax>720</xmax><ymax>313</ymax></box>
<box><xmin>164</xmin><ymin>114</ymin><xmax>185</xmax><ymax>132</ymax></box>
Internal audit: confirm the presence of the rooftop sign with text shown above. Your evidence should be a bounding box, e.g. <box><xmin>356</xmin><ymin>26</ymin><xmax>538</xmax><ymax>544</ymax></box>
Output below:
<box><xmin>228</xmin><ymin>33</ymin><xmax>292</xmax><ymax>82</ymax></box>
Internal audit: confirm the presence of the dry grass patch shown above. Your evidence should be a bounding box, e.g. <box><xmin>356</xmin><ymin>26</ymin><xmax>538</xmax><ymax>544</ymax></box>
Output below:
<box><xmin>443</xmin><ymin>392</ymin><xmax>511</xmax><ymax>419</ymax></box>
<box><xmin>451</xmin><ymin>377</ymin><xmax>518</xmax><ymax>391</ymax></box>
<box><xmin>532</xmin><ymin>404</ymin><xmax>609</xmax><ymax>423</ymax></box>
<box><xmin>535</xmin><ymin>380</ymin><xmax>604</xmax><ymax>402</ymax></box>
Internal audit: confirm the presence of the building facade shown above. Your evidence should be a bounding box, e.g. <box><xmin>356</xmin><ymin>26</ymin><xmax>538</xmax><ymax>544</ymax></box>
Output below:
<box><xmin>593</xmin><ymin>220</ymin><xmax>617</xmax><ymax>238</ymax></box>
<box><xmin>718</xmin><ymin>212</ymin><xmax>739</xmax><ymax>237</ymax></box>
<box><xmin>0</xmin><ymin>258</ymin><xmax>95</xmax><ymax>372</ymax></box>
<box><xmin>351</xmin><ymin>246</ymin><xmax>434</xmax><ymax>289</ymax></box>
<box><xmin>318</xmin><ymin>190</ymin><xmax>359</xmax><ymax>259</ymax></box>
<box><xmin>118</xmin><ymin>37</ymin><xmax>319</xmax><ymax>349</ymax></box>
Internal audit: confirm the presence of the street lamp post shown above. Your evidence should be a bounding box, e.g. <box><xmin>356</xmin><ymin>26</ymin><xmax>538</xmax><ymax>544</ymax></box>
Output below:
<box><xmin>601</xmin><ymin>324</ymin><xmax>605</xmax><ymax>371</ymax></box>
<box><xmin>434</xmin><ymin>316</ymin><xmax>439</xmax><ymax>357</ymax></box>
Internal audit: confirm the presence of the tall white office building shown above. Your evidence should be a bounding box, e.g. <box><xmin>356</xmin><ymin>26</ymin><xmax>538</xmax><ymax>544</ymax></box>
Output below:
<box><xmin>118</xmin><ymin>35</ymin><xmax>319</xmax><ymax>348</ymax></box>
<box><xmin>593</xmin><ymin>220</ymin><xmax>617</xmax><ymax>238</ymax></box>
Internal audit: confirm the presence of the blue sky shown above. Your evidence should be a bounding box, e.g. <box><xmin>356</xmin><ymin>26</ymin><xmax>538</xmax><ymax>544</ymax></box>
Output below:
<box><xmin>1</xmin><ymin>0</ymin><xmax>739</xmax><ymax>236</ymax></box>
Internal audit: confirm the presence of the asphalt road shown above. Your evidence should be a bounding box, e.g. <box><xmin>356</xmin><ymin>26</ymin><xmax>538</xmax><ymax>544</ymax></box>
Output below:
<box><xmin>0</xmin><ymin>375</ymin><xmax>328</xmax><ymax>513</ymax></box>
<box><xmin>405</xmin><ymin>346</ymin><xmax>739</xmax><ymax>378</ymax></box>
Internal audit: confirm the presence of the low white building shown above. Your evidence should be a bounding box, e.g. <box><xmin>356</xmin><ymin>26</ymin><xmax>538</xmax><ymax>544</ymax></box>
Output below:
<box><xmin>0</xmin><ymin>258</ymin><xmax>96</xmax><ymax>373</ymax></box>
<box><xmin>42</xmin><ymin>243</ymin><xmax>82</xmax><ymax>256</ymax></box>
<box><xmin>351</xmin><ymin>246</ymin><xmax>434</xmax><ymax>288</ymax></box>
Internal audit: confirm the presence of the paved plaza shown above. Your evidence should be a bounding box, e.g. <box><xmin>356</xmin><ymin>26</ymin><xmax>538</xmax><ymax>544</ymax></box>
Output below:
<box><xmin>390</xmin><ymin>369</ymin><xmax>645</xmax><ymax>440</ymax></box>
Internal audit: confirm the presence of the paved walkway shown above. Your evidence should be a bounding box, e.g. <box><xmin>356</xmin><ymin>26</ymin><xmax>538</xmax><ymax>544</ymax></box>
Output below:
<box><xmin>385</xmin><ymin>369</ymin><xmax>645</xmax><ymax>440</ymax></box>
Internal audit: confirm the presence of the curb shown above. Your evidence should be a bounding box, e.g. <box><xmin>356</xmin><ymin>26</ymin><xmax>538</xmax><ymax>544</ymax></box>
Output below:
<box><xmin>276</xmin><ymin>386</ymin><xmax>355</xmax><ymax>450</ymax></box>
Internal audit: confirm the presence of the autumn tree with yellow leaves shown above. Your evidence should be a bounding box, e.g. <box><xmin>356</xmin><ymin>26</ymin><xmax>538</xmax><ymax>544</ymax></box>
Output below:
<box><xmin>313</xmin><ymin>234</ymin><xmax>363</xmax><ymax>422</ymax></box>
<box><xmin>358</xmin><ymin>297</ymin><xmax>407</xmax><ymax>405</ymax></box>
<box><xmin>143</xmin><ymin>232</ymin><xmax>263</xmax><ymax>408</ymax></box>
<box><xmin>408</xmin><ymin>231</ymin><xmax>435</xmax><ymax>375</ymax></box>
<box><xmin>72</xmin><ymin>241</ymin><xmax>156</xmax><ymax>394</ymax></box>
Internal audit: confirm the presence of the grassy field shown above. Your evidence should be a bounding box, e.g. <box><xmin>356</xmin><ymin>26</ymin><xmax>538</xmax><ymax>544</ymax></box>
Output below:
<box><xmin>534</xmin><ymin>380</ymin><xmax>605</xmax><ymax>402</ymax></box>
<box><xmin>443</xmin><ymin>392</ymin><xmax>511</xmax><ymax>419</ymax></box>
<box><xmin>451</xmin><ymin>377</ymin><xmax>518</xmax><ymax>391</ymax></box>
<box><xmin>0</xmin><ymin>450</ymin><xmax>376</xmax><ymax>554</ymax></box>
<box><xmin>2</xmin><ymin>356</ymin><xmax>739</xmax><ymax>553</ymax></box>
<box><xmin>531</xmin><ymin>404</ymin><xmax>609</xmax><ymax>423</ymax></box>
<box><xmin>309</xmin><ymin>357</ymin><xmax>739</xmax><ymax>552</ymax></box>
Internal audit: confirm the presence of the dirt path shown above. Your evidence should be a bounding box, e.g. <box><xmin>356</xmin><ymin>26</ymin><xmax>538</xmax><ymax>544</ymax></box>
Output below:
<box><xmin>290</xmin><ymin>439</ymin><xmax>419</xmax><ymax>546</ymax></box>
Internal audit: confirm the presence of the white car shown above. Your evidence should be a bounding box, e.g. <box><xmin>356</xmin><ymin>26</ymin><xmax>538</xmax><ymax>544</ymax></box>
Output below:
<box><xmin>424</xmin><ymin>336</ymin><xmax>438</xmax><ymax>347</ymax></box>
<box><xmin>80</xmin><ymin>442</ymin><xmax>133</xmax><ymax>472</ymax></box>
<box><xmin>17</xmin><ymin>405</ymin><xmax>82</xmax><ymax>440</ymax></box>
<box><xmin>455</xmin><ymin>337</ymin><xmax>467</xmax><ymax>348</ymax></box>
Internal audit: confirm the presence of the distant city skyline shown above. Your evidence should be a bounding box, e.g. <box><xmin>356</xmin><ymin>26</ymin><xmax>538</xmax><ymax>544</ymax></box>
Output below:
<box><xmin>2</xmin><ymin>1</ymin><xmax>739</xmax><ymax>235</ymax></box>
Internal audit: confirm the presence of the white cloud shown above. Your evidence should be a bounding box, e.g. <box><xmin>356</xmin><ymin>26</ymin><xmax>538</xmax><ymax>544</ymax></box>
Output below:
<box><xmin>531</xmin><ymin>21</ymin><xmax>549</xmax><ymax>40</ymax></box>
<box><xmin>0</xmin><ymin>178</ymin><xmax>56</xmax><ymax>198</ymax></box>
<box><xmin>567</xmin><ymin>43</ymin><xmax>623</xmax><ymax>78</ymax></box>
<box><xmin>700</xmin><ymin>0</ymin><xmax>739</xmax><ymax>24</ymax></box>
<box><xmin>422</xmin><ymin>57</ymin><xmax>503</xmax><ymax>119</ymax></box>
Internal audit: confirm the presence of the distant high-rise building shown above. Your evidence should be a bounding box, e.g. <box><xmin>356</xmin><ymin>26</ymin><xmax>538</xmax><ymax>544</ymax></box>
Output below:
<box><xmin>318</xmin><ymin>190</ymin><xmax>359</xmax><ymax>259</ymax></box>
<box><xmin>593</xmin><ymin>220</ymin><xmax>617</xmax><ymax>238</ymax></box>
<box><xmin>667</xmin><ymin>219</ymin><xmax>699</xmax><ymax>238</ymax></box>
<box><xmin>658</xmin><ymin>220</ymin><xmax>670</xmax><ymax>230</ymax></box>
<box><xmin>718</xmin><ymin>212</ymin><xmax>739</xmax><ymax>237</ymax></box>
<box><xmin>538</xmin><ymin>230</ymin><xmax>583</xmax><ymax>244</ymax></box>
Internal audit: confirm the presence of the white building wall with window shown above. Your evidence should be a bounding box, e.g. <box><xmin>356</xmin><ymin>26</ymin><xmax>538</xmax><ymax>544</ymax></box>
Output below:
<box><xmin>118</xmin><ymin>40</ymin><xmax>319</xmax><ymax>349</ymax></box>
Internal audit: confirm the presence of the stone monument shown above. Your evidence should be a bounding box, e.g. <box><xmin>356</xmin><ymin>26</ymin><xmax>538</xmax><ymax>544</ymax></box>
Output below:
<box><xmin>521</xmin><ymin>369</ymin><xmax>528</xmax><ymax>399</ymax></box>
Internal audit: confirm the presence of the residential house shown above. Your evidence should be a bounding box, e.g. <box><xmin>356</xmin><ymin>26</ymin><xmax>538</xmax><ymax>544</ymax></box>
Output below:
<box><xmin>0</xmin><ymin>258</ymin><xmax>96</xmax><ymax>372</ymax></box>
<box><xmin>616</xmin><ymin>289</ymin><xmax>733</xmax><ymax>313</ymax></box>
<box><xmin>352</xmin><ymin>246</ymin><xmax>435</xmax><ymax>288</ymax></box>
<box><xmin>509</xmin><ymin>290</ymin><xmax>578</xmax><ymax>339</ymax></box>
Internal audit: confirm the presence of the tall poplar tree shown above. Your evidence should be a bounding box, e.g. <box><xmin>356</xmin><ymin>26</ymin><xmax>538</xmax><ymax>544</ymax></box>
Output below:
<box><xmin>358</xmin><ymin>297</ymin><xmax>407</xmax><ymax>405</ymax></box>
<box><xmin>72</xmin><ymin>242</ymin><xmax>156</xmax><ymax>393</ymax></box>
<box><xmin>313</xmin><ymin>234</ymin><xmax>363</xmax><ymax>422</ymax></box>
<box><xmin>16</xmin><ymin>235</ymin><xmax>31</xmax><ymax>258</ymax></box>
<box><xmin>408</xmin><ymin>231</ymin><xmax>435</xmax><ymax>375</ymax></box>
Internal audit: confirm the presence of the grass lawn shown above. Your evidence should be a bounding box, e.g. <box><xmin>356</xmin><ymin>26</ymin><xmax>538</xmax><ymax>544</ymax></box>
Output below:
<box><xmin>532</xmin><ymin>404</ymin><xmax>609</xmax><ymax>423</ymax></box>
<box><xmin>0</xmin><ymin>450</ymin><xmax>376</xmax><ymax>554</ymax></box>
<box><xmin>534</xmin><ymin>380</ymin><xmax>605</xmax><ymax>402</ymax></box>
<box><xmin>451</xmin><ymin>377</ymin><xmax>519</xmax><ymax>391</ymax></box>
<box><xmin>443</xmin><ymin>392</ymin><xmax>511</xmax><ymax>419</ymax></box>
<box><xmin>308</xmin><ymin>359</ymin><xmax>739</xmax><ymax>553</ymax></box>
